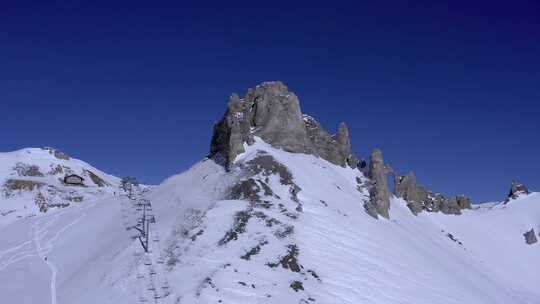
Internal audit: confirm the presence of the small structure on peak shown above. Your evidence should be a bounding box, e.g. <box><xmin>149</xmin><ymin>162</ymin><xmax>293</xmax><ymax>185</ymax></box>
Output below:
<box><xmin>507</xmin><ymin>180</ymin><xmax>529</xmax><ymax>202</ymax></box>
<box><xmin>64</xmin><ymin>174</ymin><xmax>84</xmax><ymax>186</ymax></box>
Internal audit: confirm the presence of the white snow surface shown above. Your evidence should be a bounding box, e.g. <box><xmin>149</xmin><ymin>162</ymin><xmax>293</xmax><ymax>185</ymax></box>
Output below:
<box><xmin>1</xmin><ymin>139</ymin><xmax>539</xmax><ymax>304</ymax></box>
<box><xmin>0</xmin><ymin>147</ymin><xmax>120</xmax><ymax>227</ymax></box>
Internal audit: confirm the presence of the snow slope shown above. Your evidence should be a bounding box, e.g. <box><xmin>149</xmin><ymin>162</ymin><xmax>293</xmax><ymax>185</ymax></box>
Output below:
<box><xmin>0</xmin><ymin>147</ymin><xmax>119</xmax><ymax>227</ymax></box>
<box><xmin>1</xmin><ymin>140</ymin><xmax>539</xmax><ymax>304</ymax></box>
<box><xmin>146</xmin><ymin>138</ymin><xmax>540</xmax><ymax>304</ymax></box>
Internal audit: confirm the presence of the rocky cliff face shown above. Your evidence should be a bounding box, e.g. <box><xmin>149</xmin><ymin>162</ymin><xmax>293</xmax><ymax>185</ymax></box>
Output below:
<box><xmin>364</xmin><ymin>149</ymin><xmax>391</xmax><ymax>219</ymax></box>
<box><xmin>210</xmin><ymin>81</ymin><xmax>479</xmax><ymax>219</ymax></box>
<box><xmin>393</xmin><ymin>170</ymin><xmax>472</xmax><ymax>215</ymax></box>
<box><xmin>209</xmin><ymin>81</ymin><xmax>358</xmax><ymax>170</ymax></box>
<box><xmin>361</xmin><ymin>149</ymin><xmax>472</xmax><ymax>218</ymax></box>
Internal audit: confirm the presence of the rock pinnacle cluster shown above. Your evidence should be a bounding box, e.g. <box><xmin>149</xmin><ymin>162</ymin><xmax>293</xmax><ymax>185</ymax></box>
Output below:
<box><xmin>210</xmin><ymin>81</ymin><xmax>481</xmax><ymax>219</ymax></box>
<box><xmin>210</xmin><ymin>81</ymin><xmax>358</xmax><ymax>170</ymax></box>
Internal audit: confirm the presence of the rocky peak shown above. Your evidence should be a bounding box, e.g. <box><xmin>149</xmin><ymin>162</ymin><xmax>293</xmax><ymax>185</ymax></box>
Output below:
<box><xmin>362</xmin><ymin>149</ymin><xmax>474</xmax><ymax>219</ymax></box>
<box><xmin>209</xmin><ymin>81</ymin><xmax>358</xmax><ymax>170</ymax></box>
<box><xmin>507</xmin><ymin>180</ymin><xmax>529</xmax><ymax>201</ymax></box>
<box><xmin>385</xmin><ymin>166</ymin><xmax>473</xmax><ymax>216</ymax></box>
<box><xmin>210</xmin><ymin>82</ymin><xmax>478</xmax><ymax>220</ymax></box>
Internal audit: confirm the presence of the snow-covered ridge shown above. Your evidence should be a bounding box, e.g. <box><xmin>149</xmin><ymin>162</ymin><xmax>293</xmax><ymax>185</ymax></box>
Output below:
<box><xmin>143</xmin><ymin>137</ymin><xmax>540</xmax><ymax>303</ymax></box>
<box><xmin>0</xmin><ymin>137</ymin><xmax>539</xmax><ymax>303</ymax></box>
<box><xmin>0</xmin><ymin>147</ymin><xmax>119</xmax><ymax>225</ymax></box>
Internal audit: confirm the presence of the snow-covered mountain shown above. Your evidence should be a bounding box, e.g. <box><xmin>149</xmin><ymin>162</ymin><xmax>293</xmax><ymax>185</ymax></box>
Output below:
<box><xmin>0</xmin><ymin>147</ymin><xmax>119</xmax><ymax>227</ymax></box>
<box><xmin>1</xmin><ymin>82</ymin><xmax>539</xmax><ymax>304</ymax></box>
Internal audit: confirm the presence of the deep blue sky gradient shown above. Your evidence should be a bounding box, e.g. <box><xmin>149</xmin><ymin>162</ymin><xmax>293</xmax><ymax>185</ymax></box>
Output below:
<box><xmin>1</xmin><ymin>1</ymin><xmax>539</xmax><ymax>202</ymax></box>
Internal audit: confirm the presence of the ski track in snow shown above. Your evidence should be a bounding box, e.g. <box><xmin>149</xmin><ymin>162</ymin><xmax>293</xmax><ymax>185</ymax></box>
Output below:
<box><xmin>28</xmin><ymin>202</ymin><xmax>94</xmax><ymax>304</ymax></box>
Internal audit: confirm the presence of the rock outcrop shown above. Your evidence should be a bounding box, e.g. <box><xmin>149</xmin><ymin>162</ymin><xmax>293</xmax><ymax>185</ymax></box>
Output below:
<box><xmin>209</xmin><ymin>81</ymin><xmax>358</xmax><ymax>169</ymax></box>
<box><xmin>394</xmin><ymin>171</ymin><xmax>424</xmax><ymax>215</ymax></box>
<box><xmin>42</xmin><ymin>147</ymin><xmax>70</xmax><ymax>160</ymax></box>
<box><xmin>365</xmin><ymin>149</ymin><xmax>390</xmax><ymax>219</ymax></box>
<box><xmin>507</xmin><ymin>180</ymin><xmax>530</xmax><ymax>201</ymax></box>
<box><xmin>210</xmin><ymin>81</ymin><xmax>476</xmax><ymax>220</ymax></box>
<box><xmin>523</xmin><ymin>228</ymin><xmax>538</xmax><ymax>245</ymax></box>
<box><xmin>393</xmin><ymin>171</ymin><xmax>471</xmax><ymax>215</ymax></box>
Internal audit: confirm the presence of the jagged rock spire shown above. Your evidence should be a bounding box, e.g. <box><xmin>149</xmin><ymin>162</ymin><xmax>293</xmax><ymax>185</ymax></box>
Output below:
<box><xmin>394</xmin><ymin>171</ymin><xmax>425</xmax><ymax>215</ymax></box>
<box><xmin>366</xmin><ymin>148</ymin><xmax>390</xmax><ymax>219</ymax></box>
<box><xmin>393</xmin><ymin>170</ymin><xmax>472</xmax><ymax>216</ymax></box>
<box><xmin>209</xmin><ymin>81</ymin><xmax>359</xmax><ymax>170</ymax></box>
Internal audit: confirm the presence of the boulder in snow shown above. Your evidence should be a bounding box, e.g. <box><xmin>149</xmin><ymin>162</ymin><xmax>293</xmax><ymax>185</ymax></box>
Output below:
<box><xmin>523</xmin><ymin>228</ymin><xmax>538</xmax><ymax>245</ymax></box>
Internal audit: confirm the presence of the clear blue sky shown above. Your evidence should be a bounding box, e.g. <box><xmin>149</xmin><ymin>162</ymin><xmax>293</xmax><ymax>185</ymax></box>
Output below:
<box><xmin>1</xmin><ymin>1</ymin><xmax>539</xmax><ymax>202</ymax></box>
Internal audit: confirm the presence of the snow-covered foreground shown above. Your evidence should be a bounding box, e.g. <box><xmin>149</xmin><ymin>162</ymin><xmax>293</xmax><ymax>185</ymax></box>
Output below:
<box><xmin>147</xmin><ymin>139</ymin><xmax>540</xmax><ymax>304</ymax></box>
<box><xmin>1</xmin><ymin>195</ymin><xmax>130</xmax><ymax>303</ymax></box>
<box><xmin>1</xmin><ymin>139</ymin><xmax>539</xmax><ymax>303</ymax></box>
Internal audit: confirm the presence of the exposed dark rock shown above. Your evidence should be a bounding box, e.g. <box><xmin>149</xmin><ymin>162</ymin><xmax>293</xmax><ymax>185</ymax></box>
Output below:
<box><xmin>218</xmin><ymin>210</ymin><xmax>251</xmax><ymax>245</ymax></box>
<box><xmin>267</xmin><ymin>244</ymin><xmax>302</xmax><ymax>273</ymax></box>
<box><xmin>507</xmin><ymin>180</ymin><xmax>530</xmax><ymax>201</ymax></box>
<box><xmin>248</xmin><ymin>82</ymin><xmax>311</xmax><ymax>154</ymax></box>
<box><xmin>274</xmin><ymin>225</ymin><xmax>294</xmax><ymax>239</ymax></box>
<box><xmin>304</xmin><ymin>116</ymin><xmax>356</xmax><ymax>168</ymax></box>
<box><xmin>209</xmin><ymin>81</ymin><xmax>359</xmax><ymax>169</ymax></box>
<box><xmin>241</xmin><ymin>240</ymin><xmax>268</xmax><ymax>260</ymax></box>
<box><xmin>209</xmin><ymin>94</ymin><xmax>254</xmax><ymax>169</ymax></box>
<box><xmin>190</xmin><ymin>229</ymin><xmax>205</xmax><ymax>242</ymax></box>
<box><xmin>42</xmin><ymin>147</ymin><xmax>70</xmax><ymax>160</ymax></box>
<box><xmin>446</xmin><ymin>233</ymin><xmax>463</xmax><ymax>245</ymax></box>
<box><xmin>257</xmin><ymin>179</ymin><xmax>274</xmax><ymax>197</ymax></box>
<box><xmin>3</xmin><ymin>179</ymin><xmax>44</xmax><ymax>195</ymax></box>
<box><xmin>13</xmin><ymin>163</ymin><xmax>44</xmax><ymax>177</ymax></box>
<box><xmin>456</xmin><ymin>195</ymin><xmax>471</xmax><ymax>210</ymax></box>
<box><xmin>524</xmin><ymin>228</ymin><xmax>537</xmax><ymax>245</ymax></box>
<box><xmin>228</xmin><ymin>179</ymin><xmax>261</xmax><ymax>202</ymax></box>
<box><xmin>358</xmin><ymin>159</ymin><xmax>369</xmax><ymax>176</ymax></box>
<box><xmin>290</xmin><ymin>184</ymin><xmax>302</xmax><ymax>203</ymax></box>
<box><xmin>394</xmin><ymin>171</ymin><xmax>424</xmax><ymax>215</ymax></box>
<box><xmin>307</xmin><ymin>269</ymin><xmax>321</xmax><ymax>282</ymax></box>
<box><xmin>367</xmin><ymin>149</ymin><xmax>390</xmax><ymax>218</ymax></box>
<box><xmin>245</xmin><ymin>154</ymin><xmax>293</xmax><ymax>186</ymax></box>
<box><xmin>394</xmin><ymin>171</ymin><xmax>418</xmax><ymax>201</ymax></box>
<box><xmin>424</xmin><ymin>192</ymin><xmax>444</xmax><ymax>212</ymax></box>
<box><xmin>363</xmin><ymin>201</ymin><xmax>379</xmax><ymax>219</ymax></box>
<box><xmin>48</xmin><ymin>164</ymin><xmax>64</xmax><ymax>175</ymax></box>
<box><xmin>84</xmin><ymin>170</ymin><xmax>110</xmax><ymax>187</ymax></box>
<box><xmin>439</xmin><ymin>196</ymin><xmax>461</xmax><ymax>215</ymax></box>
<box><xmin>66</xmin><ymin>195</ymin><xmax>84</xmax><ymax>202</ymax></box>
<box><xmin>392</xmin><ymin>170</ymin><xmax>472</xmax><ymax>216</ymax></box>
<box><xmin>290</xmin><ymin>281</ymin><xmax>304</xmax><ymax>292</ymax></box>
<box><xmin>35</xmin><ymin>192</ymin><xmax>48</xmax><ymax>212</ymax></box>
